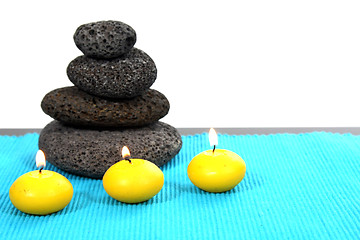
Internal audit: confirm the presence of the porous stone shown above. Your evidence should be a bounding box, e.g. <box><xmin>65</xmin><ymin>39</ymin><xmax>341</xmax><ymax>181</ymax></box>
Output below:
<box><xmin>38</xmin><ymin>121</ymin><xmax>182</xmax><ymax>179</ymax></box>
<box><xmin>73</xmin><ymin>20</ymin><xmax>136</xmax><ymax>59</ymax></box>
<box><xmin>41</xmin><ymin>87</ymin><xmax>169</xmax><ymax>128</ymax></box>
<box><xmin>67</xmin><ymin>48</ymin><xmax>157</xmax><ymax>99</ymax></box>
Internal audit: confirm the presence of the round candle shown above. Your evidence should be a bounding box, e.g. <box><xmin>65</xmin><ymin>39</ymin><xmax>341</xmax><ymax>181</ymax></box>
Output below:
<box><xmin>9</xmin><ymin>170</ymin><xmax>74</xmax><ymax>215</ymax></box>
<box><xmin>102</xmin><ymin>146</ymin><xmax>164</xmax><ymax>204</ymax></box>
<box><xmin>9</xmin><ymin>150</ymin><xmax>73</xmax><ymax>215</ymax></box>
<box><xmin>188</xmin><ymin>149</ymin><xmax>246</xmax><ymax>192</ymax></box>
<box><xmin>187</xmin><ymin>128</ymin><xmax>246</xmax><ymax>193</ymax></box>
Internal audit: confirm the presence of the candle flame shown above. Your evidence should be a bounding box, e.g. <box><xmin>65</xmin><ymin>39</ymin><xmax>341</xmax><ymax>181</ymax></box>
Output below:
<box><xmin>36</xmin><ymin>150</ymin><xmax>46</xmax><ymax>168</ymax></box>
<box><xmin>209</xmin><ymin>128</ymin><xmax>218</xmax><ymax>147</ymax></box>
<box><xmin>122</xmin><ymin>146</ymin><xmax>131</xmax><ymax>159</ymax></box>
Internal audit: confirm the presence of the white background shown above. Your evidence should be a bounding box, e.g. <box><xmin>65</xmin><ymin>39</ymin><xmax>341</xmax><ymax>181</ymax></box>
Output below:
<box><xmin>1</xmin><ymin>0</ymin><xmax>360</xmax><ymax>128</ymax></box>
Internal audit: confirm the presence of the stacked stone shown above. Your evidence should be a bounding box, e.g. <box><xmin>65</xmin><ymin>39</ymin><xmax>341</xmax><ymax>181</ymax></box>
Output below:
<box><xmin>39</xmin><ymin>20</ymin><xmax>182</xmax><ymax>179</ymax></box>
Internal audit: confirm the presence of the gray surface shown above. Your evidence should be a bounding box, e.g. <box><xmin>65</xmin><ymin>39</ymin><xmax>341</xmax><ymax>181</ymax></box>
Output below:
<box><xmin>2</xmin><ymin>127</ymin><xmax>360</xmax><ymax>136</ymax></box>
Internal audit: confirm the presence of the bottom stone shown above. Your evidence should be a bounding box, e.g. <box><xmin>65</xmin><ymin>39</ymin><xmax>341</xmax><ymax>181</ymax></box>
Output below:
<box><xmin>38</xmin><ymin>121</ymin><xmax>182</xmax><ymax>179</ymax></box>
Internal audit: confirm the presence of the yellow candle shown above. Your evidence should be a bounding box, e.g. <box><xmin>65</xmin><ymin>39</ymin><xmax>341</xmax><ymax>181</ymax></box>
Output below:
<box><xmin>9</xmin><ymin>150</ymin><xmax>73</xmax><ymax>215</ymax></box>
<box><xmin>103</xmin><ymin>146</ymin><xmax>164</xmax><ymax>204</ymax></box>
<box><xmin>187</xmin><ymin>128</ymin><xmax>246</xmax><ymax>193</ymax></box>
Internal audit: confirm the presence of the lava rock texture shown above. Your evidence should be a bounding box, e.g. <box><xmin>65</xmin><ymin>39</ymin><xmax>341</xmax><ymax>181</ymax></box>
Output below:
<box><xmin>73</xmin><ymin>20</ymin><xmax>136</xmax><ymax>59</ymax></box>
<box><xmin>38</xmin><ymin>121</ymin><xmax>182</xmax><ymax>179</ymax></box>
<box><xmin>67</xmin><ymin>48</ymin><xmax>157</xmax><ymax>99</ymax></box>
<box><xmin>41</xmin><ymin>87</ymin><xmax>170</xmax><ymax>128</ymax></box>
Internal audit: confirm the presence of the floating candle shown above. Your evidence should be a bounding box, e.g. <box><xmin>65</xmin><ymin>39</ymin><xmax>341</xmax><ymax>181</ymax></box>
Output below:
<box><xmin>9</xmin><ymin>150</ymin><xmax>73</xmax><ymax>215</ymax></box>
<box><xmin>103</xmin><ymin>146</ymin><xmax>164</xmax><ymax>203</ymax></box>
<box><xmin>187</xmin><ymin>128</ymin><xmax>246</xmax><ymax>193</ymax></box>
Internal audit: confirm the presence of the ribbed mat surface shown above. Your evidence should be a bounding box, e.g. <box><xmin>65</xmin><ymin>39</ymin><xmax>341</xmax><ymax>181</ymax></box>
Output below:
<box><xmin>0</xmin><ymin>132</ymin><xmax>359</xmax><ymax>239</ymax></box>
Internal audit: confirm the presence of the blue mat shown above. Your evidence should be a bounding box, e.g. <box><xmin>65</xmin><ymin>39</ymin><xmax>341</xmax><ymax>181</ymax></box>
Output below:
<box><xmin>0</xmin><ymin>132</ymin><xmax>359</xmax><ymax>239</ymax></box>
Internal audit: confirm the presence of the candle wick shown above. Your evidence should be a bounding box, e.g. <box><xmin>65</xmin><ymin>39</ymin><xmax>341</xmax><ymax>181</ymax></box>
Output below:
<box><xmin>124</xmin><ymin>156</ymin><xmax>132</xmax><ymax>164</ymax></box>
<box><xmin>39</xmin><ymin>167</ymin><xmax>43</xmax><ymax>174</ymax></box>
<box><xmin>213</xmin><ymin>145</ymin><xmax>216</xmax><ymax>153</ymax></box>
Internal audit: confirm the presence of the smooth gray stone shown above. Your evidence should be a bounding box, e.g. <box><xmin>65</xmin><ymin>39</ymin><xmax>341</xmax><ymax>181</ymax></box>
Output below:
<box><xmin>41</xmin><ymin>87</ymin><xmax>169</xmax><ymax>128</ymax></box>
<box><xmin>73</xmin><ymin>20</ymin><xmax>136</xmax><ymax>59</ymax></box>
<box><xmin>38</xmin><ymin>121</ymin><xmax>182</xmax><ymax>179</ymax></box>
<box><xmin>67</xmin><ymin>48</ymin><xmax>157</xmax><ymax>99</ymax></box>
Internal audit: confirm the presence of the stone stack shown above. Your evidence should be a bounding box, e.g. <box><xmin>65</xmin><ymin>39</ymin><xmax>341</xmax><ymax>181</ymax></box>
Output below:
<box><xmin>39</xmin><ymin>20</ymin><xmax>182</xmax><ymax>179</ymax></box>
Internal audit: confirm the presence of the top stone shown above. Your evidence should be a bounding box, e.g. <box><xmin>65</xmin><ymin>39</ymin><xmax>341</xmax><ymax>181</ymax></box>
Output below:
<box><xmin>73</xmin><ymin>20</ymin><xmax>137</xmax><ymax>59</ymax></box>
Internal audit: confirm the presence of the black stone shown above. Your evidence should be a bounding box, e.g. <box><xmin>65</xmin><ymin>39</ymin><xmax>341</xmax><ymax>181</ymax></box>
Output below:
<box><xmin>38</xmin><ymin>121</ymin><xmax>182</xmax><ymax>179</ymax></box>
<box><xmin>67</xmin><ymin>48</ymin><xmax>157</xmax><ymax>99</ymax></box>
<box><xmin>41</xmin><ymin>87</ymin><xmax>170</xmax><ymax>128</ymax></box>
<box><xmin>73</xmin><ymin>20</ymin><xmax>136</xmax><ymax>59</ymax></box>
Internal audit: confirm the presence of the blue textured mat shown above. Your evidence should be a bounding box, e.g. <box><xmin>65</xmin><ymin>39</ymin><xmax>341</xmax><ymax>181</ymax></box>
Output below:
<box><xmin>0</xmin><ymin>132</ymin><xmax>359</xmax><ymax>239</ymax></box>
